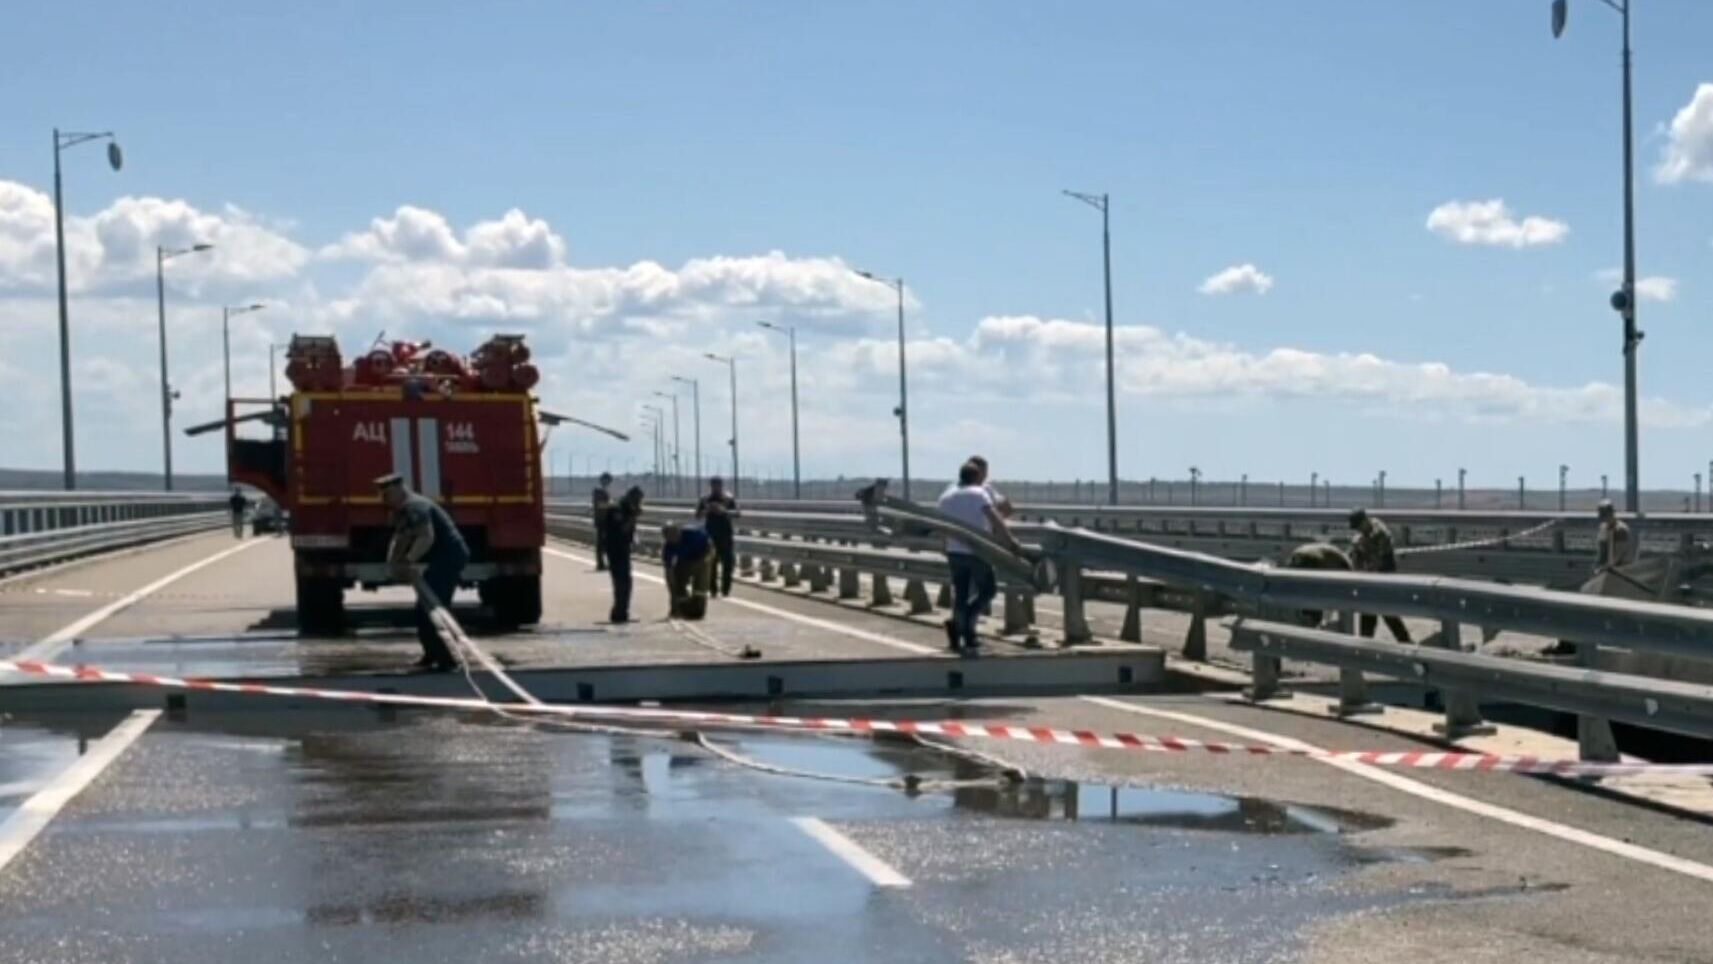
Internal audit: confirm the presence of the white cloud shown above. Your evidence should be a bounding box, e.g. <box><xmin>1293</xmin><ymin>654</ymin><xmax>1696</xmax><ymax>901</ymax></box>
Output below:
<box><xmin>1426</xmin><ymin>199</ymin><xmax>1568</xmax><ymax>248</ymax></box>
<box><xmin>319</xmin><ymin>204</ymin><xmax>568</xmax><ymax>268</ymax></box>
<box><xmin>1198</xmin><ymin>263</ymin><xmax>1274</xmax><ymax>296</ymax></box>
<box><xmin>1595</xmin><ymin>268</ymin><xmax>1679</xmax><ymax>302</ymax></box>
<box><xmin>956</xmin><ymin>315</ymin><xmax>1709</xmax><ymax>428</ymax></box>
<box><xmin>0</xmin><ymin>180</ymin><xmax>307</xmax><ymax>292</ymax></box>
<box><xmin>6</xmin><ymin>182</ymin><xmax>1712</xmax><ymax>481</ymax></box>
<box><xmin>1656</xmin><ymin>83</ymin><xmax>1713</xmax><ymax>184</ymax></box>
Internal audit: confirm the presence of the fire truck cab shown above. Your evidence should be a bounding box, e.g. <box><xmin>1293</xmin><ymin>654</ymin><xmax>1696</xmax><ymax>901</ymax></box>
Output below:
<box><xmin>222</xmin><ymin>334</ymin><xmax>546</xmax><ymax>632</ymax></box>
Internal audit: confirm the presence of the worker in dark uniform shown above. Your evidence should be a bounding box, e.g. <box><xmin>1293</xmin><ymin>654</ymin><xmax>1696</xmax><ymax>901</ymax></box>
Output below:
<box><xmin>227</xmin><ymin>487</ymin><xmax>250</xmax><ymax>539</ymax></box>
<box><xmin>379</xmin><ymin>473</ymin><xmax>469</xmax><ymax>671</ymax></box>
<box><xmin>695</xmin><ymin>476</ymin><xmax>740</xmax><ymax>598</ymax></box>
<box><xmin>592</xmin><ymin>472</ymin><xmax>613</xmax><ymax>572</ymax></box>
<box><xmin>1348</xmin><ymin>507</ymin><xmax>1412</xmax><ymax>642</ymax></box>
<box><xmin>662</xmin><ymin>522</ymin><xmax>714</xmax><ymax>620</ymax></box>
<box><xmin>604</xmin><ymin>486</ymin><xmax>644</xmax><ymax>623</ymax></box>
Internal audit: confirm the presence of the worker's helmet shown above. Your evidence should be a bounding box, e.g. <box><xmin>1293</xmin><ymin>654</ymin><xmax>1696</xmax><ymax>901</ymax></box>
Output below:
<box><xmin>1597</xmin><ymin>498</ymin><xmax>1615</xmax><ymax>517</ymax></box>
<box><xmin>1347</xmin><ymin>507</ymin><xmax>1368</xmax><ymax>529</ymax></box>
<box><xmin>599</xmin><ymin>472</ymin><xmax>613</xmax><ymax>484</ymax></box>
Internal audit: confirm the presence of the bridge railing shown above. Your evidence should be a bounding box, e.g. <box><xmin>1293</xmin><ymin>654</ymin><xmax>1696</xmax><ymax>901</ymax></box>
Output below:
<box><xmin>0</xmin><ymin>493</ymin><xmax>229</xmax><ymax>576</ymax></box>
<box><xmin>553</xmin><ymin>494</ymin><xmax>1713</xmax><ymax>758</ymax></box>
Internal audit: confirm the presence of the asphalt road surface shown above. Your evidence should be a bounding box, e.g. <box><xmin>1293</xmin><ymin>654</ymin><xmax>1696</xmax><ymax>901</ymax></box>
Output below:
<box><xmin>2</xmin><ymin>532</ymin><xmax>1712</xmax><ymax>963</ymax></box>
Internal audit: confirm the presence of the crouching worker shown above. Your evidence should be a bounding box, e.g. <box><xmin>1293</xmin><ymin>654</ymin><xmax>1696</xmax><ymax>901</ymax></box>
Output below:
<box><xmin>662</xmin><ymin>522</ymin><xmax>714</xmax><ymax>620</ymax></box>
<box><xmin>379</xmin><ymin>473</ymin><xmax>468</xmax><ymax>672</ymax></box>
<box><xmin>1282</xmin><ymin>542</ymin><xmax>1352</xmax><ymax>627</ymax></box>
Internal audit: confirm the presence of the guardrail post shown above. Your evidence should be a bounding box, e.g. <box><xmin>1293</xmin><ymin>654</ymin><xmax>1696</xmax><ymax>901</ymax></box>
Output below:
<box><xmin>870</xmin><ymin>574</ymin><xmax>894</xmax><ymax>607</ymax></box>
<box><xmin>1553</xmin><ymin>530</ymin><xmax>1567</xmax><ymax>553</ymax></box>
<box><xmin>1059</xmin><ymin>564</ymin><xmax>1094</xmax><ymax>646</ymax></box>
<box><xmin>1182</xmin><ymin>589</ymin><xmax>1208</xmax><ymax>661</ymax></box>
<box><xmin>807</xmin><ymin>565</ymin><xmax>831</xmax><ymax>593</ymax></box>
<box><xmin>1237</xmin><ymin>623</ymin><xmax>1283</xmax><ymax>701</ymax></box>
<box><xmin>781</xmin><ymin>562</ymin><xmax>801</xmax><ymax>588</ymax></box>
<box><xmin>758</xmin><ymin>558</ymin><xmax>777</xmax><ymax>582</ymax></box>
<box><xmin>1003</xmin><ymin>590</ymin><xmax>1031</xmax><ymax>635</ymax></box>
<box><xmin>1575</xmin><ymin>639</ymin><xmax>1621</xmax><ymax>762</ymax></box>
<box><xmin>935</xmin><ymin>582</ymin><xmax>952</xmax><ymax>608</ymax></box>
<box><xmin>1432</xmin><ymin>620</ymin><xmax>1495</xmax><ymax>738</ymax></box>
<box><xmin>740</xmin><ymin>554</ymin><xmax>755</xmax><ymax>576</ymax></box>
<box><xmin>1119</xmin><ymin>575</ymin><xmax>1144</xmax><ymax>643</ymax></box>
<box><xmin>903</xmin><ymin>578</ymin><xmax>934</xmax><ymax>614</ymax></box>
<box><xmin>838</xmin><ymin>566</ymin><xmax>861</xmax><ymax>599</ymax></box>
<box><xmin>1330</xmin><ymin>610</ymin><xmax>1379</xmax><ymax>717</ymax></box>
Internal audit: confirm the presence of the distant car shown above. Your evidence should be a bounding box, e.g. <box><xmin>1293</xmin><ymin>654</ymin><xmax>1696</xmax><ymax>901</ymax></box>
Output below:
<box><xmin>251</xmin><ymin>500</ymin><xmax>285</xmax><ymax>535</ymax></box>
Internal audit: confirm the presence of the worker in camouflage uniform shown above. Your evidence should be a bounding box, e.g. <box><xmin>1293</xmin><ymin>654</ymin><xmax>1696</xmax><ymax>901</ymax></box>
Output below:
<box><xmin>1348</xmin><ymin>508</ymin><xmax>1412</xmax><ymax>642</ymax></box>
<box><xmin>1594</xmin><ymin>499</ymin><xmax>1637</xmax><ymax>572</ymax></box>
<box><xmin>1282</xmin><ymin>542</ymin><xmax>1352</xmax><ymax>627</ymax></box>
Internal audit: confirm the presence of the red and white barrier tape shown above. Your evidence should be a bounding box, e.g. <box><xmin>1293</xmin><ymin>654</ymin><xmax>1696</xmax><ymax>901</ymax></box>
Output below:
<box><xmin>3</xmin><ymin>656</ymin><xmax>1710</xmax><ymax>779</ymax></box>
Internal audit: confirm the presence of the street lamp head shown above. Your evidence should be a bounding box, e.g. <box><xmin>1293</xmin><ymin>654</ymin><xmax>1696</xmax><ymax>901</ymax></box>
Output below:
<box><xmin>246</xmin><ymin>302</ymin><xmax>265</xmax><ymax>311</ymax></box>
<box><xmin>192</xmin><ymin>243</ymin><xmax>214</xmax><ymax>253</ymax></box>
<box><xmin>1551</xmin><ymin>0</ymin><xmax>1568</xmax><ymax>37</ymax></box>
<box><xmin>107</xmin><ymin>140</ymin><xmax>123</xmax><ymax>171</ymax></box>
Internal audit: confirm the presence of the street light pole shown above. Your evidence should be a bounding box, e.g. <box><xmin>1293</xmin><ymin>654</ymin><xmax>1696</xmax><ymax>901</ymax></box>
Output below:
<box><xmin>1064</xmin><ymin>190</ymin><xmax>1119</xmax><ymax>506</ymax></box>
<box><xmin>756</xmin><ymin>322</ymin><xmax>801</xmax><ymax>499</ymax></box>
<box><xmin>1559</xmin><ymin>463</ymin><xmax>1570</xmax><ymax>511</ymax></box>
<box><xmin>672</xmin><ymin>375</ymin><xmax>701</xmax><ymax>491</ymax></box>
<box><xmin>156</xmin><ymin>243</ymin><xmax>213</xmax><ymax>491</ymax></box>
<box><xmin>654</xmin><ymin>390</ymin><xmax>681</xmax><ymax>497</ymax></box>
<box><xmin>1551</xmin><ymin>0</ymin><xmax>1641</xmax><ymax>512</ymax></box>
<box><xmin>222</xmin><ymin>304</ymin><xmax>266</xmax><ymax>406</ymax></box>
<box><xmin>705</xmin><ymin>353</ymin><xmax>739</xmax><ymax>495</ymax></box>
<box><xmin>52</xmin><ymin>129</ymin><xmax>123</xmax><ymax>490</ymax></box>
<box><xmin>856</xmin><ymin>272</ymin><xmax>910</xmax><ymax>501</ymax></box>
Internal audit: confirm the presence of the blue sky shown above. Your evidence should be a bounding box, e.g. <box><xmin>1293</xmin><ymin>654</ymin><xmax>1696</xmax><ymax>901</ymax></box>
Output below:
<box><xmin>2</xmin><ymin>1</ymin><xmax>1711</xmax><ymax>490</ymax></box>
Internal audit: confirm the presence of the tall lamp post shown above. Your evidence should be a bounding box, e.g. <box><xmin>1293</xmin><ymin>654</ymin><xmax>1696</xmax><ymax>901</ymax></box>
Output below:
<box><xmin>1550</xmin><ymin>0</ymin><xmax>1641</xmax><ymax>512</ymax></box>
<box><xmin>642</xmin><ymin>406</ymin><xmax>665</xmax><ymax>486</ymax></box>
<box><xmin>653</xmin><ymin>390</ymin><xmax>681</xmax><ymax>497</ymax></box>
<box><xmin>1063</xmin><ymin>190</ymin><xmax>1119</xmax><ymax>506</ymax></box>
<box><xmin>855</xmin><ymin>271</ymin><xmax>911</xmax><ymax>501</ymax></box>
<box><xmin>221</xmin><ymin>304</ymin><xmax>266</xmax><ymax>405</ymax></box>
<box><xmin>156</xmin><ymin>243</ymin><xmax>214</xmax><ymax>491</ymax></box>
<box><xmin>52</xmin><ymin>129</ymin><xmax>124</xmax><ymax>489</ymax></box>
<box><xmin>704</xmin><ymin>352</ymin><xmax>740</xmax><ymax>494</ymax></box>
<box><xmin>671</xmin><ymin>375</ymin><xmax>702</xmax><ymax>492</ymax></box>
<box><xmin>755</xmin><ymin>321</ymin><xmax>801</xmax><ymax>499</ymax></box>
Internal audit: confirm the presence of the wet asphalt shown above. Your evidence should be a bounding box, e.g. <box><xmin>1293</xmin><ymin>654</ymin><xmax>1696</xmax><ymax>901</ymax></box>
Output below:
<box><xmin>0</xmin><ymin>708</ymin><xmax>1458</xmax><ymax>964</ymax></box>
<box><xmin>4</xmin><ymin>533</ymin><xmax>1713</xmax><ymax>962</ymax></box>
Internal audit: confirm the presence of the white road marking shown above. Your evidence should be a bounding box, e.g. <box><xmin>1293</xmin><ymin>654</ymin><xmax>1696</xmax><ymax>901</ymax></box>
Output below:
<box><xmin>790</xmin><ymin>816</ymin><xmax>912</xmax><ymax>888</ymax></box>
<box><xmin>544</xmin><ymin>546</ymin><xmax>935</xmax><ymax>654</ymax></box>
<box><xmin>18</xmin><ymin>538</ymin><xmax>264</xmax><ymax>664</ymax></box>
<box><xmin>0</xmin><ymin>710</ymin><xmax>160</xmax><ymax>873</ymax></box>
<box><xmin>555</xmin><ymin>539</ymin><xmax>1713</xmax><ymax>883</ymax></box>
<box><xmin>1079</xmin><ymin>695</ymin><xmax>1713</xmax><ymax>886</ymax></box>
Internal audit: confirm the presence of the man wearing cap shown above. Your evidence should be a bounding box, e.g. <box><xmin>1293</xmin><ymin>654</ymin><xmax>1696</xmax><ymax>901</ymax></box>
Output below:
<box><xmin>378</xmin><ymin>474</ymin><xmax>469</xmax><ymax>670</ymax></box>
<box><xmin>1348</xmin><ymin>507</ymin><xmax>1412</xmax><ymax>643</ymax></box>
<box><xmin>1594</xmin><ymin>499</ymin><xmax>1636</xmax><ymax>571</ymax></box>
<box><xmin>695</xmin><ymin>476</ymin><xmax>740</xmax><ymax>598</ymax></box>
<box><xmin>591</xmin><ymin>472</ymin><xmax>614</xmax><ymax>572</ymax></box>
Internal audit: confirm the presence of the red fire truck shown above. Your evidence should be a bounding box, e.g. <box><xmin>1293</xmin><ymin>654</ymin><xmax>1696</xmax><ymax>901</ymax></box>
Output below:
<box><xmin>199</xmin><ymin>334</ymin><xmax>556</xmax><ymax>633</ymax></box>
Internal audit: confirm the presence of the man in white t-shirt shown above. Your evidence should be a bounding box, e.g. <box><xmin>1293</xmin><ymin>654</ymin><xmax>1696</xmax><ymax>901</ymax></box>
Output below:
<box><xmin>937</xmin><ymin>461</ymin><xmax>1019</xmax><ymax>654</ymax></box>
<box><xmin>968</xmin><ymin>455</ymin><xmax>1013</xmax><ymax>518</ymax></box>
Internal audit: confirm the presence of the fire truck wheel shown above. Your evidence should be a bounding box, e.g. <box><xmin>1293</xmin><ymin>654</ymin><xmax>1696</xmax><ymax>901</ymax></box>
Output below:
<box><xmin>295</xmin><ymin>575</ymin><xmax>345</xmax><ymax>635</ymax></box>
<box><xmin>484</xmin><ymin>576</ymin><xmax>542</xmax><ymax>628</ymax></box>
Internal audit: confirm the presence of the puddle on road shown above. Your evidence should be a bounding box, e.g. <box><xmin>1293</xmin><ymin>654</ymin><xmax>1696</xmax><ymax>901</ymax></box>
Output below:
<box><xmin>951</xmin><ymin>779</ymin><xmax>1394</xmax><ymax>835</ymax></box>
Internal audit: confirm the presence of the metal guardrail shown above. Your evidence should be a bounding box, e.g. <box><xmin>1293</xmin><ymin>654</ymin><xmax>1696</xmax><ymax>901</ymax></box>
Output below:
<box><xmin>1229</xmin><ymin>618</ymin><xmax>1713</xmax><ymax>751</ymax></box>
<box><xmin>550</xmin><ymin>497</ymin><xmax>1712</xmax><ymax>592</ymax></box>
<box><xmin>0</xmin><ymin>492</ymin><xmax>226</xmax><ymax>537</ymax></box>
<box><xmin>0</xmin><ymin>503</ymin><xmax>228</xmax><ymax>577</ymax></box>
